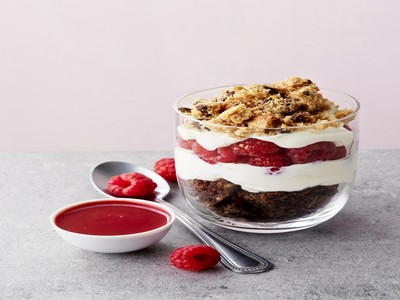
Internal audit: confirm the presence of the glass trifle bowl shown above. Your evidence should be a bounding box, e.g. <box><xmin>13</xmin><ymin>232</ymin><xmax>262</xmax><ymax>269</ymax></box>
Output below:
<box><xmin>173</xmin><ymin>78</ymin><xmax>360</xmax><ymax>233</ymax></box>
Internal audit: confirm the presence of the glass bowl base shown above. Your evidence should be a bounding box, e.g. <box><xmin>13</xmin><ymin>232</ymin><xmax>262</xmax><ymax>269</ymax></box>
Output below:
<box><xmin>185</xmin><ymin>186</ymin><xmax>350</xmax><ymax>233</ymax></box>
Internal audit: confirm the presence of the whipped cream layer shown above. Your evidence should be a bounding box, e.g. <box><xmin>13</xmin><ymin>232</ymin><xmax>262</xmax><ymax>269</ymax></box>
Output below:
<box><xmin>177</xmin><ymin>125</ymin><xmax>354</xmax><ymax>150</ymax></box>
<box><xmin>175</xmin><ymin>147</ymin><xmax>357</xmax><ymax>192</ymax></box>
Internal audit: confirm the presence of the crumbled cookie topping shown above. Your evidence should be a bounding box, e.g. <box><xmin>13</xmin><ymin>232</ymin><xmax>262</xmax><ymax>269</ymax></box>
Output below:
<box><xmin>180</xmin><ymin>77</ymin><xmax>354</xmax><ymax>131</ymax></box>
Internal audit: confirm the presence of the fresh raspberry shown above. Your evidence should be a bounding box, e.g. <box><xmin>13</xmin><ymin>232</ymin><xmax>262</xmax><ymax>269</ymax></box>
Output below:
<box><xmin>285</xmin><ymin>142</ymin><xmax>336</xmax><ymax>164</ymax></box>
<box><xmin>285</xmin><ymin>147</ymin><xmax>310</xmax><ymax>164</ymax></box>
<box><xmin>303</xmin><ymin>142</ymin><xmax>337</xmax><ymax>162</ymax></box>
<box><xmin>247</xmin><ymin>153</ymin><xmax>291</xmax><ymax>167</ymax></box>
<box><xmin>107</xmin><ymin>173</ymin><xmax>157</xmax><ymax>197</ymax></box>
<box><xmin>154</xmin><ymin>158</ymin><xmax>177</xmax><ymax>182</ymax></box>
<box><xmin>330</xmin><ymin>146</ymin><xmax>347</xmax><ymax>160</ymax></box>
<box><xmin>178</xmin><ymin>138</ymin><xmax>196</xmax><ymax>150</ymax></box>
<box><xmin>192</xmin><ymin>142</ymin><xmax>218</xmax><ymax>164</ymax></box>
<box><xmin>192</xmin><ymin>142</ymin><xmax>241</xmax><ymax>164</ymax></box>
<box><xmin>170</xmin><ymin>245</ymin><xmax>221</xmax><ymax>271</ymax></box>
<box><xmin>231</xmin><ymin>138</ymin><xmax>281</xmax><ymax>156</ymax></box>
<box><xmin>216</xmin><ymin>146</ymin><xmax>239</xmax><ymax>163</ymax></box>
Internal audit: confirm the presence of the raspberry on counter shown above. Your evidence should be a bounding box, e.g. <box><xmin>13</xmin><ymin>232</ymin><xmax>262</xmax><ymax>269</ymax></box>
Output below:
<box><xmin>170</xmin><ymin>245</ymin><xmax>221</xmax><ymax>271</ymax></box>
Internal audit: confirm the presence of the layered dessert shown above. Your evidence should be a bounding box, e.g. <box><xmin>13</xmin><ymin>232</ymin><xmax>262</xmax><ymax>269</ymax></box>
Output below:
<box><xmin>174</xmin><ymin>77</ymin><xmax>358</xmax><ymax>223</ymax></box>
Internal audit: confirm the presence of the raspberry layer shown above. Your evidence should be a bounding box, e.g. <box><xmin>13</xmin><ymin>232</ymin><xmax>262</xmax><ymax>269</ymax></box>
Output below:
<box><xmin>175</xmin><ymin>147</ymin><xmax>357</xmax><ymax>192</ymax></box>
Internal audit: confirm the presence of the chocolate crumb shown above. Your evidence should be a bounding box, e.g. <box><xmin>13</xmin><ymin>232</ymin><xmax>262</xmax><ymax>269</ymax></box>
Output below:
<box><xmin>179</xmin><ymin>178</ymin><xmax>338</xmax><ymax>221</ymax></box>
<box><xmin>178</xmin><ymin>107</ymin><xmax>192</xmax><ymax>114</ymax></box>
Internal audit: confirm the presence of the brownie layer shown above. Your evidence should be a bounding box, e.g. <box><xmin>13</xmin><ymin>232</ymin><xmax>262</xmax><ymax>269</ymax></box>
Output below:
<box><xmin>179</xmin><ymin>178</ymin><xmax>338</xmax><ymax>221</ymax></box>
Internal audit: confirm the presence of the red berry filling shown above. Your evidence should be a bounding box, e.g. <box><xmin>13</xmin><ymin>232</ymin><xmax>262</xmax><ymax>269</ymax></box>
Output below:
<box><xmin>170</xmin><ymin>245</ymin><xmax>221</xmax><ymax>271</ymax></box>
<box><xmin>192</xmin><ymin>143</ymin><xmax>218</xmax><ymax>164</ymax></box>
<box><xmin>107</xmin><ymin>173</ymin><xmax>157</xmax><ymax>197</ymax></box>
<box><xmin>154</xmin><ymin>158</ymin><xmax>177</xmax><ymax>182</ymax></box>
<box><xmin>285</xmin><ymin>142</ymin><xmax>337</xmax><ymax>164</ymax></box>
<box><xmin>216</xmin><ymin>146</ymin><xmax>239</xmax><ymax>163</ymax></box>
<box><xmin>330</xmin><ymin>146</ymin><xmax>347</xmax><ymax>160</ymax></box>
<box><xmin>247</xmin><ymin>153</ymin><xmax>291</xmax><ymax>167</ymax></box>
<box><xmin>179</xmin><ymin>136</ymin><xmax>348</xmax><ymax>167</ymax></box>
<box><xmin>177</xmin><ymin>137</ymin><xmax>196</xmax><ymax>150</ymax></box>
<box><xmin>231</xmin><ymin>138</ymin><xmax>280</xmax><ymax>156</ymax></box>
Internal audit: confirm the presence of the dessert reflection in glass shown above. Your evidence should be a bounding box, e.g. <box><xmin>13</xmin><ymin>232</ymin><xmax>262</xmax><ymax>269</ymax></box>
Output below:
<box><xmin>174</xmin><ymin>78</ymin><xmax>360</xmax><ymax>233</ymax></box>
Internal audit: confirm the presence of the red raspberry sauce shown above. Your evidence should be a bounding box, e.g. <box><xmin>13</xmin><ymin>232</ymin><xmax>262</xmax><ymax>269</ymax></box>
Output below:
<box><xmin>55</xmin><ymin>200</ymin><xmax>170</xmax><ymax>235</ymax></box>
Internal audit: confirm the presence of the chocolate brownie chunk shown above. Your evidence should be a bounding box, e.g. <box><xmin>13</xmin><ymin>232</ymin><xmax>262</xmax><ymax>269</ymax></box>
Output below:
<box><xmin>179</xmin><ymin>178</ymin><xmax>338</xmax><ymax>221</ymax></box>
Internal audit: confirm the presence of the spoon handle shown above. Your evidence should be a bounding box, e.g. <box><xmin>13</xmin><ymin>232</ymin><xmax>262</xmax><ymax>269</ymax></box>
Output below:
<box><xmin>158</xmin><ymin>199</ymin><xmax>272</xmax><ymax>274</ymax></box>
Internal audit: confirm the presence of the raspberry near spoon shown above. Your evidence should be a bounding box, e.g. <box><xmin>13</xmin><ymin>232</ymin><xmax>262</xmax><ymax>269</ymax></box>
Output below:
<box><xmin>91</xmin><ymin>161</ymin><xmax>273</xmax><ymax>273</ymax></box>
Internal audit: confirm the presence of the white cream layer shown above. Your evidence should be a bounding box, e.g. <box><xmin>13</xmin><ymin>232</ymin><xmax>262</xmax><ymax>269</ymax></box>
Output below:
<box><xmin>175</xmin><ymin>147</ymin><xmax>357</xmax><ymax>192</ymax></box>
<box><xmin>177</xmin><ymin>125</ymin><xmax>354</xmax><ymax>150</ymax></box>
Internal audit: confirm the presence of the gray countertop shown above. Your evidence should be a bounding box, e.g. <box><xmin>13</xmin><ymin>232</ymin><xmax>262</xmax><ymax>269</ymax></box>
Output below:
<box><xmin>1</xmin><ymin>150</ymin><xmax>399</xmax><ymax>300</ymax></box>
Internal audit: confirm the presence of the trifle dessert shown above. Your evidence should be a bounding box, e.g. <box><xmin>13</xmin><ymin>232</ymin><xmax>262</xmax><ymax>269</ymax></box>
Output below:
<box><xmin>174</xmin><ymin>77</ymin><xmax>359</xmax><ymax>232</ymax></box>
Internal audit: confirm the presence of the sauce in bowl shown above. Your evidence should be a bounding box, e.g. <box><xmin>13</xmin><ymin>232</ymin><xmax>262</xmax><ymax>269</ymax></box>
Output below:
<box><xmin>55</xmin><ymin>200</ymin><xmax>171</xmax><ymax>236</ymax></box>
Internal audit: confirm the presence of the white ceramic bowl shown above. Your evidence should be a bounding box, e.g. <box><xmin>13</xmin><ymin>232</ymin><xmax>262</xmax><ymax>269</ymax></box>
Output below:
<box><xmin>50</xmin><ymin>198</ymin><xmax>175</xmax><ymax>253</ymax></box>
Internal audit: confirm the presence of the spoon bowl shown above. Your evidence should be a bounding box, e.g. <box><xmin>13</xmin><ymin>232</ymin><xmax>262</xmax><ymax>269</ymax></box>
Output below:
<box><xmin>91</xmin><ymin>161</ymin><xmax>273</xmax><ymax>273</ymax></box>
<box><xmin>91</xmin><ymin>161</ymin><xmax>170</xmax><ymax>200</ymax></box>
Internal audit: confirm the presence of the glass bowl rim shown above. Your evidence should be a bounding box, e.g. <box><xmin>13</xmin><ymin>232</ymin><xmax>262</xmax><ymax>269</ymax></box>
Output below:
<box><xmin>173</xmin><ymin>84</ymin><xmax>360</xmax><ymax>131</ymax></box>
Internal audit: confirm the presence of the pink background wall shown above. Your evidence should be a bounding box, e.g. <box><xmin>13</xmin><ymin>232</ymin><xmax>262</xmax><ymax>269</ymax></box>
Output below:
<box><xmin>1</xmin><ymin>0</ymin><xmax>399</xmax><ymax>151</ymax></box>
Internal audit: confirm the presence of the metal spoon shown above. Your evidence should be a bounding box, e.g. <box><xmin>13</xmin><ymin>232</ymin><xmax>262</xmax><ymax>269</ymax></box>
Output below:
<box><xmin>91</xmin><ymin>161</ymin><xmax>272</xmax><ymax>273</ymax></box>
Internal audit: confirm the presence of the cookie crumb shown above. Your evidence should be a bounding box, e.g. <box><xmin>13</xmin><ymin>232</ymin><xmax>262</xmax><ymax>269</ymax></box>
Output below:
<box><xmin>180</xmin><ymin>77</ymin><xmax>354</xmax><ymax>133</ymax></box>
